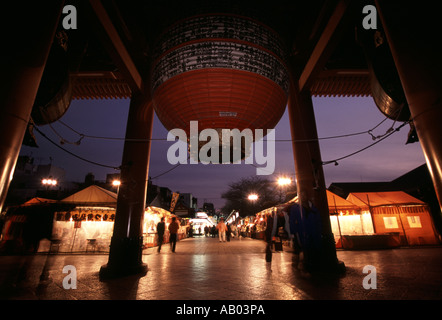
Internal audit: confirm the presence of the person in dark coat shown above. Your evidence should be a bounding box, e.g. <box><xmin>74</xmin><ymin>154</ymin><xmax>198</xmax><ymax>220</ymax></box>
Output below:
<box><xmin>168</xmin><ymin>217</ymin><xmax>180</xmax><ymax>253</ymax></box>
<box><xmin>226</xmin><ymin>223</ymin><xmax>232</xmax><ymax>242</ymax></box>
<box><xmin>157</xmin><ymin>217</ymin><xmax>165</xmax><ymax>252</ymax></box>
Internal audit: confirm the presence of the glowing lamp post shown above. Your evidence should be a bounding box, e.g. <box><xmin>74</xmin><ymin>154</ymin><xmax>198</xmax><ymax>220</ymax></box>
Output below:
<box><xmin>277</xmin><ymin>176</ymin><xmax>292</xmax><ymax>203</ymax></box>
<box><xmin>112</xmin><ymin>180</ymin><xmax>121</xmax><ymax>187</ymax></box>
<box><xmin>247</xmin><ymin>193</ymin><xmax>259</xmax><ymax>215</ymax></box>
<box><xmin>112</xmin><ymin>179</ymin><xmax>121</xmax><ymax>193</ymax></box>
<box><xmin>277</xmin><ymin>177</ymin><xmax>292</xmax><ymax>186</ymax></box>
<box><xmin>248</xmin><ymin>194</ymin><xmax>258</xmax><ymax>201</ymax></box>
<box><xmin>42</xmin><ymin>178</ymin><xmax>57</xmax><ymax>187</ymax></box>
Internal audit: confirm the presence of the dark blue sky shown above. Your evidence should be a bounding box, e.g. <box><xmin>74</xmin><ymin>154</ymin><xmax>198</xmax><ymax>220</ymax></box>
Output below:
<box><xmin>20</xmin><ymin>96</ymin><xmax>425</xmax><ymax>209</ymax></box>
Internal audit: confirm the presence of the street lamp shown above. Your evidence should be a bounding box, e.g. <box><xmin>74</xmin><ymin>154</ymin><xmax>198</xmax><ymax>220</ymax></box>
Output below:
<box><xmin>42</xmin><ymin>178</ymin><xmax>57</xmax><ymax>186</ymax></box>
<box><xmin>247</xmin><ymin>194</ymin><xmax>259</xmax><ymax>216</ymax></box>
<box><xmin>112</xmin><ymin>179</ymin><xmax>121</xmax><ymax>193</ymax></box>
<box><xmin>277</xmin><ymin>177</ymin><xmax>292</xmax><ymax>186</ymax></box>
<box><xmin>112</xmin><ymin>180</ymin><xmax>121</xmax><ymax>187</ymax></box>
<box><xmin>248</xmin><ymin>193</ymin><xmax>258</xmax><ymax>201</ymax></box>
<box><xmin>277</xmin><ymin>176</ymin><xmax>293</xmax><ymax>203</ymax></box>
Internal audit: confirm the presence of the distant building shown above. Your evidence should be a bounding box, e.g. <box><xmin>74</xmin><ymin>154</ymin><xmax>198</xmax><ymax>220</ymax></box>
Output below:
<box><xmin>104</xmin><ymin>177</ymin><xmax>199</xmax><ymax>215</ymax></box>
<box><xmin>84</xmin><ymin>172</ymin><xmax>95</xmax><ymax>186</ymax></box>
<box><xmin>5</xmin><ymin>156</ymin><xmax>69</xmax><ymax>206</ymax></box>
<box><xmin>202</xmin><ymin>202</ymin><xmax>215</xmax><ymax>216</ymax></box>
<box><xmin>178</xmin><ymin>193</ymin><xmax>198</xmax><ymax>211</ymax></box>
<box><xmin>105</xmin><ymin>173</ymin><xmax>120</xmax><ymax>185</ymax></box>
<box><xmin>173</xmin><ymin>202</ymin><xmax>191</xmax><ymax>217</ymax></box>
<box><xmin>170</xmin><ymin>193</ymin><xmax>198</xmax><ymax>218</ymax></box>
<box><xmin>146</xmin><ymin>181</ymin><xmax>173</xmax><ymax>211</ymax></box>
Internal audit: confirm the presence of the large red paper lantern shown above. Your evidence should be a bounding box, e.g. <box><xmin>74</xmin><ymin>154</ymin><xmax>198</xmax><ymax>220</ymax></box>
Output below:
<box><xmin>151</xmin><ymin>14</ymin><xmax>289</xmax><ymax>160</ymax></box>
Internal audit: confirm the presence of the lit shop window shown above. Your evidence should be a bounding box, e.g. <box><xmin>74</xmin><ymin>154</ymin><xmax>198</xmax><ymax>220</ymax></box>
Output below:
<box><xmin>383</xmin><ymin>216</ymin><xmax>399</xmax><ymax>229</ymax></box>
<box><xmin>407</xmin><ymin>216</ymin><xmax>422</xmax><ymax>228</ymax></box>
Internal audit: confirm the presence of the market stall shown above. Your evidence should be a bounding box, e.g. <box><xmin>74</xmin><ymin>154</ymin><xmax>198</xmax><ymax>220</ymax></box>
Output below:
<box><xmin>256</xmin><ymin>192</ymin><xmax>374</xmax><ymax>249</ymax></box>
<box><xmin>347</xmin><ymin>191</ymin><xmax>440</xmax><ymax>246</ymax></box>
<box><xmin>327</xmin><ymin>190</ymin><xmax>375</xmax><ymax>249</ymax></box>
<box><xmin>254</xmin><ymin>208</ymin><xmax>274</xmax><ymax>239</ymax></box>
<box><xmin>50</xmin><ymin>185</ymin><xmax>118</xmax><ymax>253</ymax></box>
<box><xmin>188</xmin><ymin>212</ymin><xmax>215</xmax><ymax>236</ymax></box>
<box><xmin>143</xmin><ymin>206</ymin><xmax>173</xmax><ymax>247</ymax></box>
<box><xmin>252</xmin><ymin>190</ymin><xmax>440</xmax><ymax>250</ymax></box>
<box><xmin>51</xmin><ymin>206</ymin><xmax>115</xmax><ymax>252</ymax></box>
<box><xmin>48</xmin><ymin>185</ymin><xmax>176</xmax><ymax>253</ymax></box>
<box><xmin>0</xmin><ymin>197</ymin><xmax>62</xmax><ymax>254</ymax></box>
<box><xmin>238</xmin><ymin>215</ymin><xmax>261</xmax><ymax>238</ymax></box>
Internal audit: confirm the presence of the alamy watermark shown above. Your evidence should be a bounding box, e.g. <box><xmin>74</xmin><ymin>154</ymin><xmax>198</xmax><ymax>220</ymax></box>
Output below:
<box><xmin>166</xmin><ymin>121</ymin><xmax>275</xmax><ymax>175</ymax></box>
<box><xmin>362</xmin><ymin>265</ymin><xmax>377</xmax><ymax>290</ymax></box>
<box><xmin>62</xmin><ymin>265</ymin><xmax>77</xmax><ymax>289</ymax></box>
<box><xmin>362</xmin><ymin>4</ymin><xmax>377</xmax><ymax>30</ymax></box>
<box><xmin>62</xmin><ymin>5</ymin><xmax>77</xmax><ymax>30</ymax></box>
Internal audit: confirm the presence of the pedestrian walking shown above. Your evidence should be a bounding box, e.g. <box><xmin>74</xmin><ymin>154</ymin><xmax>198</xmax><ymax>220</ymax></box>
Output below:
<box><xmin>157</xmin><ymin>217</ymin><xmax>165</xmax><ymax>252</ymax></box>
<box><xmin>216</xmin><ymin>218</ymin><xmax>228</xmax><ymax>242</ymax></box>
<box><xmin>226</xmin><ymin>223</ymin><xmax>231</xmax><ymax>242</ymax></box>
<box><xmin>168</xmin><ymin>216</ymin><xmax>180</xmax><ymax>252</ymax></box>
<box><xmin>188</xmin><ymin>222</ymin><xmax>194</xmax><ymax>238</ymax></box>
<box><xmin>230</xmin><ymin>223</ymin><xmax>237</xmax><ymax>239</ymax></box>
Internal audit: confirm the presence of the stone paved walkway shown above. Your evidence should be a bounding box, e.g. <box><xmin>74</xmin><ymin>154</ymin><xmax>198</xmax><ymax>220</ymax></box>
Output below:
<box><xmin>1</xmin><ymin>236</ymin><xmax>441</xmax><ymax>303</ymax></box>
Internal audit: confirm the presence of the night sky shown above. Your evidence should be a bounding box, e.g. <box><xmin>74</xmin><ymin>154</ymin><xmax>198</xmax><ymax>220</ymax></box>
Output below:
<box><xmin>20</xmin><ymin>96</ymin><xmax>426</xmax><ymax>209</ymax></box>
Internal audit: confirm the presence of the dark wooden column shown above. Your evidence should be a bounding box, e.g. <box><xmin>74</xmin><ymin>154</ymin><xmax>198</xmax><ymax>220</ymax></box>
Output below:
<box><xmin>99</xmin><ymin>93</ymin><xmax>154</xmax><ymax>279</ymax></box>
<box><xmin>288</xmin><ymin>81</ymin><xmax>344</xmax><ymax>273</ymax></box>
<box><xmin>0</xmin><ymin>3</ymin><xmax>63</xmax><ymax>213</ymax></box>
<box><xmin>376</xmin><ymin>1</ymin><xmax>442</xmax><ymax>212</ymax></box>
<box><xmin>284</xmin><ymin>1</ymin><xmax>351</xmax><ymax>273</ymax></box>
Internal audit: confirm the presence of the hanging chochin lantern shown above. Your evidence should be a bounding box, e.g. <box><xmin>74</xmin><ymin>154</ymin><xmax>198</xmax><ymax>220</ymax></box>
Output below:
<box><xmin>151</xmin><ymin>13</ymin><xmax>289</xmax><ymax>162</ymax></box>
<box><xmin>31</xmin><ymin>30</ymin><xmax>72</xmax><ymax>126</ymax></box>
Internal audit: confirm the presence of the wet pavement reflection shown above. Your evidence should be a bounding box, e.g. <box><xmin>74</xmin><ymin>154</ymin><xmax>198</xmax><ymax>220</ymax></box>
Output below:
<box><xmin>0</xmin><ymin>236</ymin><xmax>441</xmax><ymax>300</ymax></box>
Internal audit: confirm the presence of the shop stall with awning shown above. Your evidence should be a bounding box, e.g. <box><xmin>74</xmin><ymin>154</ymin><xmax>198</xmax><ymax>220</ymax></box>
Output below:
<box><xmin>253</xmin><ymin>207</ymin><xmax>276</xmax><ymax>240</ymax></box>
<box><xmin>259</xmin><ymin>193</ymin><xmax>374</xmax><ymax>249</ymax></box>
<box><xmin>50</xmin><ymin>185</ymin><xmax>117</xmax><ymax>253</ymax></box>
<box><xmin>327</xmin><ymin>190</ymin><xmax>375</xmax><ymax>249</ymax></box>
<box><xmin>347</xmin><ymin>191</ymin><xmax>440</xmax><ymax>246</ymax></box>
<box><xmin>188</xmin><ymin>212</ymin><xmax>216</xmax><ymax>236</ymax></box>
<box><xmin>0</xmin><ymin>197</ymin><xmax>63</xmax><ymax>254</ymax></box>
<box><xmin>253</xmin><ymin>190</ymin><xmax>440</xmax><ymax>250</ymax></box>
<box><xmin>47</xmin><ymin>185</ymin><xmax>175</xmax><ymax>253</ymax></box>
<box><xmin>143</xmin><ymin>206</ymin><xmax>174</xmax><ymax>248</ymax></box>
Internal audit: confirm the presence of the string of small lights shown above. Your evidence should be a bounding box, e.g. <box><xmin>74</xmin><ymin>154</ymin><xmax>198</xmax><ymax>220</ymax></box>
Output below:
<box><xmin>55</xmin><ymin>116</ymin><xmax>391</xmax><ymax>144</ymax></box>
<box><xmin>33</xmin><ymin>124</ymin><xmax>121</xmax><ymax>170</ymax></box>
<box><xmin>321</xmin><ymin>120</ymin><xmax>410</xmax><ymax>166</ymax></box>
<box><xmin>32</xmin><ymin>116</ymin><xmax>409</xmax><ymax>179</ymax></box>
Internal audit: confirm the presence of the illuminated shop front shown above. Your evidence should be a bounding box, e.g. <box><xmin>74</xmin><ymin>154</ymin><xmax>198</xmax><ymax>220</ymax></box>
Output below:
<box><xmin>238</xmin><ymin>216</ymin><xmax>257</xmax><ymax>238</ymax></box>
<box><xmin>30</xmin><ymin>185</ymin><xmax>178</xmax><ymax>253</ymax></box>
<box><xmin>143</xmin><ymin>206</ymin><xmax>179</xmax><ymax>247</ymax></box>
<box><xmin>327</xmin><ymin>190</ymin><xmax>375</xmax><ymax>249</ymax></box>
<box><xmin>188</xmin><ymin>212</ymin><xmax>215</xmax><ymax>235</ymax></box>
<box><xmin>254</xmin><ymin>190</ymin><xmax>440</xmax><ymax>250</ymax></box>
<box><xmin>51</xmin><ymin>207</ymin><xmax>115</xmax><ymax>252</ymax></box>
<box><xmin>346</xmin><ymin>191</ymin><xmax>440</xmax><ymax>247</ymax></box>
<box><xmin>254</xmin><ymin>207</ymin><xmax>275</xmax><ymax>240</ymax></box>
<box><xmin>49</xmin><ymin>205</ymin><xmax>176</xmax><ymax>253</ymax></box>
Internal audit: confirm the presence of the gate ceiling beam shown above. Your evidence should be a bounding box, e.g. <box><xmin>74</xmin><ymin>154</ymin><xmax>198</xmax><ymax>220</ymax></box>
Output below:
<box><xmin>298</xmin><ymin>0</ymin><xmax>352</xmax><ymax>93</ymax></box>
<box><xmin>89</xmin><ymin>0</ymin><xmax>144</xmax><ymax>93</ymax></box>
